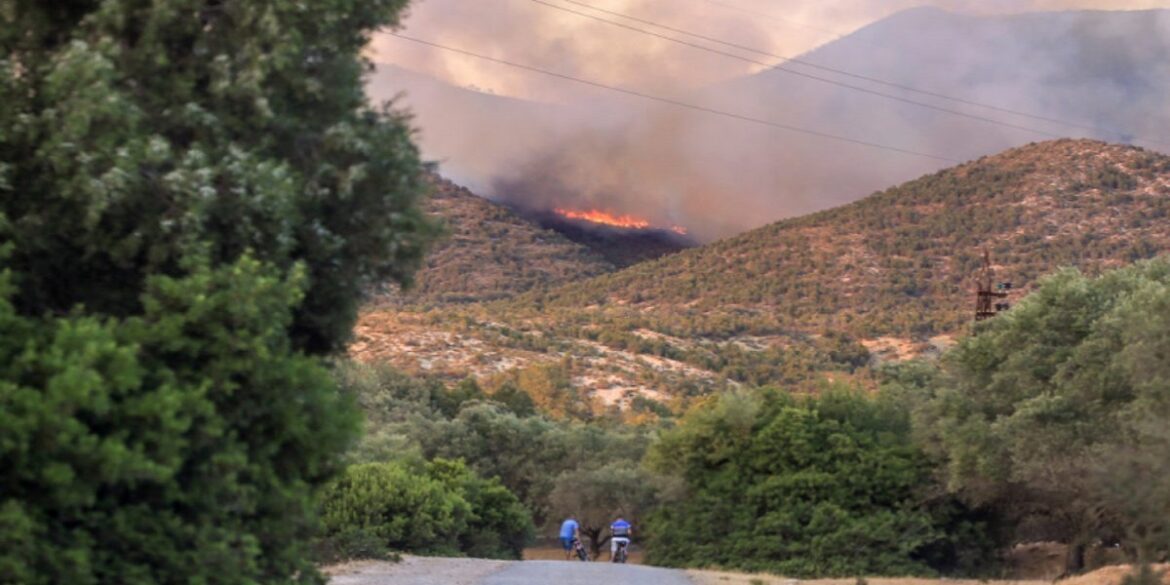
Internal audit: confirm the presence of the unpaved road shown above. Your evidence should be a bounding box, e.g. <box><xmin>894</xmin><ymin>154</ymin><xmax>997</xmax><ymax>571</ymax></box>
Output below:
<box><xmin>328</xmin><ymin>556</ymin><xmax>694</xmax><ymax>585</ymax></box>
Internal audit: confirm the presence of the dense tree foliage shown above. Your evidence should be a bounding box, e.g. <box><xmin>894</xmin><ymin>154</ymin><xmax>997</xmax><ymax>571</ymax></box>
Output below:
<box><xmin>338</xmin><ymin>361</ymin><xmax>653</xmax><ymax>526</ymax></box>
<box><xmin>1</xmin><ymin>0</ymin><xmax>433</xmax><ymax>354</ymax></box>
<box><xmin>0</xmin><ymin>0</ymin><xmax>434</xmax><ymax>582</ymax></box>
<box><xmin>915</xmin><ymin>257</ymin><xmax>1170</xmax><ymax>570</ymax></box>
<box><xmin>644</xmin><ymin>389</ymin><xmax>995</xmax><ymax>577</ymax></box>
<box><xmin>319</xmin><ymin>459</ymin><xmax>533</xmax><ymax>560</ymax></box>
<box><xmin>0</xmin><ymin>256</ymin><xmax>361</xmax><ymax>584</ymax></box>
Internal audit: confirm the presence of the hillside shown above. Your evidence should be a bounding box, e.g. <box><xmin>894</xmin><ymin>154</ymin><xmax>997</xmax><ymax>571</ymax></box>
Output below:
<box><xmin>354</xmin><ymin>140</ymin><xmax>1170</xmax><ymax>411</ymax></box>
<box><xmin>515</xmin><ymin>139</ymin><xmax>1170</xmax><ymax>336</ymax></box>
<box><xmin>378</xmin><ymin>174</ymin><xmax>613</xmax><ymax>305</ymax></box>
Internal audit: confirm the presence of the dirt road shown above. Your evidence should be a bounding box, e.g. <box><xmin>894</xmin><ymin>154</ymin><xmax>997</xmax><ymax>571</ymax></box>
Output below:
<box><xmin>328</xmin><ymin>556</ymin><xmax>695</xmax><ymax>585</ymax></box>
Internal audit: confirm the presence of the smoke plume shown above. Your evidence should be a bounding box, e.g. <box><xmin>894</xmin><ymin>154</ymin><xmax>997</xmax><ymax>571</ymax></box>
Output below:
<box><xmin>367</xmin><ymin>1</ymin><xmax>1170</xmax><ymax>241</ymax></box>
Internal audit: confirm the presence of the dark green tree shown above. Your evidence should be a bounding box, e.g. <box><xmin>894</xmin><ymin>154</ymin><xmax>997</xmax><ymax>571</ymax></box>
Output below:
<box><xmin>918</xmin><ymin>257</ymin><xmax>1170</xmax><ymax>573</ymax></box>
<box><xmin>643</xmin><ymin>389</ymin><xmax>994</xmax><ymax>577</ymax></box>
<box><xmin>0</xmin><ymin>0</ymin><xmax>435</xmax><ymax>582</ymax></box>
<box><xmin>1</xmin><ymin>0</ymin><xmax>434</xmax><ymax>354</ymax></box>
<box><xmin>546</xmin><ymin>461</ymin><xmax>660</xmax><ymax>558</ymax></box>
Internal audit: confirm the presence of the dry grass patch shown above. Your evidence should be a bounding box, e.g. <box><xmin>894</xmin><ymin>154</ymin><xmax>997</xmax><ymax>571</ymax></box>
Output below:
<box><xmin>688</xmin><ymin>565</ymin><xmax>1170</xmax><ymax>585</ymax></box>
<box><xmin>686</xmin><ymin>573</ymin><xmax>1047</xmax><ymax>585</ymax></box>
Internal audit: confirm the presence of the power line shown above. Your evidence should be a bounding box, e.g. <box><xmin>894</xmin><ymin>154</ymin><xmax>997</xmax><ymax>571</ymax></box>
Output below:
<box><xmin>527</xmin><ymin>0</ymin><xmax>1062</xmax><ymax>142</ymax></box>
<box><xmin>388</xmin><ymin>33</ymin><xmax>961</xmax><ymax>163</ymax></box>
<box><xmin>532</xmin><ymin>0</ymin><xmax>1170</xmax><ymax>149</ymax></box>
<box><xmin>561</xmin><ymin>0</ymin><xmax>1047</xmax><ymax>119</ymax></box>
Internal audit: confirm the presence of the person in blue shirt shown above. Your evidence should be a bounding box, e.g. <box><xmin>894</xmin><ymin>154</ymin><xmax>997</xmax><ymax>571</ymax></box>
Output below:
<box><xmin>610</xmin><ymin>517</ymin><xmax>632</xmax><ymax>561</ymax></box>
<box><xmin>559</xmin><ymin>515</ymin><xmax>580</xmax><ymax>560</ymax></box>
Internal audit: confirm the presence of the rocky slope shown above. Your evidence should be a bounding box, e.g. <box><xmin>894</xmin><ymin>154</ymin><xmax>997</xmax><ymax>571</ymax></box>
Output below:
<box><xmin>378</xmin><ymin>175</ymin><xmax>613</xmax><ymax>305</ymax></box>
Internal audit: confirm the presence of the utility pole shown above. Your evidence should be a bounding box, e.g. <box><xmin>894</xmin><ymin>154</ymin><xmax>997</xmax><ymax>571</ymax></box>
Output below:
<box><xmin>974</xmin><ymin>250</ymin><xmax>1011</xmax><ymax>321</ymax></box>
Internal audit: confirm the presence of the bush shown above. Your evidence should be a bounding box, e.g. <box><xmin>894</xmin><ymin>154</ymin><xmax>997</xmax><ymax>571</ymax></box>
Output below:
<box><xmin>318</xmin><ymin>459</ymin><xmax>533</xmax><ymax>560</ymax></box>
<box><xmin>0</xmin><ymin>257</ymin><xmax>359</xmax><ymax>584</ymax></box>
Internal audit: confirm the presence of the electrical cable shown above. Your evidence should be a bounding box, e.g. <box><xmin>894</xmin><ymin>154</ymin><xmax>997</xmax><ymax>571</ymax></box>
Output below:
<box><xmin>388</xmin><ymin>33</ymin><xmax>963</xmax><ymax>163</ymax></box>
<box><xmin>531</xmin><ymin>0</ymin><xmax>1170</xmax><ymax>148</ymax></box>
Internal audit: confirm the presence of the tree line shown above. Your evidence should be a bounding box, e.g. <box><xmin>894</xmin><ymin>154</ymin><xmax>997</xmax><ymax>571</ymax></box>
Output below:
<box><xmin>332</xmin><ymin>257</ymin><xmax>1170</xmax><ymax>579</ymax></box>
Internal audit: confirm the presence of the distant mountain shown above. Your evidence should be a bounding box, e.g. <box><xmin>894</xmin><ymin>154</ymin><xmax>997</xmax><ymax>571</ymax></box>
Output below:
<box><xmin>356</xmin><ymin>140</ymin><xmax>1170</xmax><ymax>407</ymax></box>
<box><xmin>370</xmin><ymin>10</ymin><xmax>1170</xmax><ymax>240</ymax></box>
<box><xmin>378</xmin><ymin>175</ymin><xmax>613</xmax><ymax>305</ymax></box>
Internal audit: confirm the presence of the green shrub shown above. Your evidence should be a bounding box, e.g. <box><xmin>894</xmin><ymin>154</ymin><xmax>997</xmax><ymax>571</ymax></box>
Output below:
<box><xmin>318</xmin><ymin>459</ymin><xmax>533</xmax><ymax>560</ymax></box>
<box><xmin>320</xmin><ymin>461</ymin><xmax>470</xmax><ymax>556</ymax></box>
<box><xmin>427</xmin><ymin>459</ymin><xmax>535</xmax><ymax>559</ymax></box>
<box><xmin>0</xmin><ymin>258</ymin><xmax>360</xmax><ymax>584</ymax></box>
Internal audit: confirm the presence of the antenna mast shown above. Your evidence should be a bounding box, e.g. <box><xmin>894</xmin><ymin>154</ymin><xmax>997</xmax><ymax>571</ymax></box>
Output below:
<box><xmin>974</xmin><ymin>250</ymin><xmax>1011</xmax><ymax>321</ymax></box>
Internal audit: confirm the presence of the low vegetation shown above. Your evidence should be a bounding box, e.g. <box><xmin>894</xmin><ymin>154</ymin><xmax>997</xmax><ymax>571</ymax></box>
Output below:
<box><xmin>375</xmin><ymin>174</ymin><xmax>613</xmax><ymax>306</ymax></box>
<box><xmin>318</xmin><ymin>459</ymin><xmax>532</xmax><ymax>561</ymax></box>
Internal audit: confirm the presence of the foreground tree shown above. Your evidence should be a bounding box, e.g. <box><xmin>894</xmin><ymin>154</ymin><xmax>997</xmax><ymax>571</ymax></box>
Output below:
<box><xmin>0</xmin><ymin>0</ymin><xmax>434</xmax><ymax>582</ymax></box>
<box><xmin>1</xmin><ymin>0</ymin><xmax>433</xmax><ymax>353</ymax></box>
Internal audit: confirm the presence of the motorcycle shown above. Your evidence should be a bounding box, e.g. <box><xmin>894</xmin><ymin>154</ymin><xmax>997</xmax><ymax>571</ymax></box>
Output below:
<box><xmin>612</xmin><ymin>539</ymin><xmax>629</xmax><ymax>564</ymax></box>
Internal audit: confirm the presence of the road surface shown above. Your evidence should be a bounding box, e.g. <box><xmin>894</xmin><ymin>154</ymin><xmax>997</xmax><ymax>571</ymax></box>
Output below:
<box><xmin>483</xmin><ymin>560</ymin><xmax>694</xmax><ymax>585</ymax></box>
<box><xmin>328</xmin><ymin>556</ymin><xmax>695</xmax><ymax>585</ymax></box>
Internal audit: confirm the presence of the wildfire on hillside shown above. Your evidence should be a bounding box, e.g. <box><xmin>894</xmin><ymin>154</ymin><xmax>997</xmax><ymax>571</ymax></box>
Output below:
<box><xmin>554</xmin><ymin>208</ymin><xmax>687</xmax><ymax>235</ymax></box>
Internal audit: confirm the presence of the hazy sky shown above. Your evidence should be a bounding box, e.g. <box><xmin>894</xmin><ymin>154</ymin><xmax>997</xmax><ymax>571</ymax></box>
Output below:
<box><xmin>370</xmin><ymin>0</ymin><xmax>1170</xmax><ymax>101</ymax></box>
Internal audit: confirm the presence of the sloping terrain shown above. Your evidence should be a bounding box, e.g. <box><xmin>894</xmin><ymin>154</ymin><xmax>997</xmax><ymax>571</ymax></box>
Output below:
<box><xmin>355</xmin><ymin>140</ymin><xmax>1170</xmax><ymax>410</ymax></box>
<box><xmin>514</xmin><ymin>139</ymin><xmax>1170</xmax><ymax>337</ymax></box>
<box><xmin>378</xmin><ymin>175</ymin><xmax>613</xmax><ymax>305</ymax></box>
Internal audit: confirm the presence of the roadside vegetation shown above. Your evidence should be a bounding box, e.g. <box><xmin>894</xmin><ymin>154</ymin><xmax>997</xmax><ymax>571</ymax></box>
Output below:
<box><xmin>0</xmin><ymin>0</ymin><xmax>433</xmax><ymax>583</ymax></box>
<box><xmin>342</xmin><ymin>256</ymin><xmax>1170</xmax><ymax>581</ymax></box>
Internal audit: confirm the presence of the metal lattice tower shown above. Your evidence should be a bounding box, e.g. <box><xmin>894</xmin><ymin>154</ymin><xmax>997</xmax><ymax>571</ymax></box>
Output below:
<box><xmin>974</xmin><ymin>250</ymin><xmax>1011</xmax><ymax>321</ymax></box>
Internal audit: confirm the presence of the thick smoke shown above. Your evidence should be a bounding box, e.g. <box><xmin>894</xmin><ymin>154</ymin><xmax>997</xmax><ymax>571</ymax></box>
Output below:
<box><xmin>367</xmin><ymin>1</ymin><xmax>1170</xmax><ymax>241</ymax></box>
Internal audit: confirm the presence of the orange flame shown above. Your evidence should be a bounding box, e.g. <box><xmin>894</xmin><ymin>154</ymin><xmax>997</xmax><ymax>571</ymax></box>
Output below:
<box><xmin>553</xmin><ymin>208</ymin><xmax>689</xmax><ymax>236</ymax></box>
<box><xmin>554</xmin><ymin>208</ymin><xmax>651</xmax><ymax>230</ymax></box>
